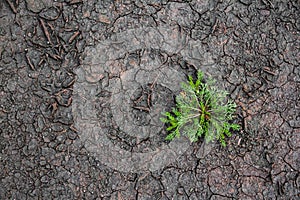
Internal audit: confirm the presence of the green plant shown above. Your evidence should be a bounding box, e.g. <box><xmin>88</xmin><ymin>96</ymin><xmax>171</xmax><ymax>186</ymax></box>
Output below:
<box><xmin>160</xmin><ymin>70</ymin><xmax>240</xmax><ymax>146</ymax></box>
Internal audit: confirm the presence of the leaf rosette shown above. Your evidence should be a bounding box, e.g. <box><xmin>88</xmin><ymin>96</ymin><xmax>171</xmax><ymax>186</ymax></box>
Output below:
<box><xmin>161</xmin><ymin>71</ymin><xmax>240</xmax><ymax>146</ymax></box>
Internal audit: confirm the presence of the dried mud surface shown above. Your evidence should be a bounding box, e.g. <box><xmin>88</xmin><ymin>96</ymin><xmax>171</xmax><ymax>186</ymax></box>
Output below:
<box><xmin>0</xmin><ymin>0</ymin><xmax>299</xmax><ymax>199</ymax></box>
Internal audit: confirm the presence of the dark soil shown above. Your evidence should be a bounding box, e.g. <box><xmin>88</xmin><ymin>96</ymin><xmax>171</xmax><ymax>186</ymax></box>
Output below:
<box><xmin>0</xmin><ymin>0</ymin><xmax>299</xmax><ymax>199</ymax></box>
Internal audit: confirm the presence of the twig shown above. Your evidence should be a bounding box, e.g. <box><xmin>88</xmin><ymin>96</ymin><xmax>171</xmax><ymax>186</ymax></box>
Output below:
<box><xmin>133</xmin><ymin>95</ymin><xmax>143</xmax><ymax>104</ymax></box>
<box><xmin>25</xmin><ymin>53</ymin><xmax>35</xmax><ymax>70</ymax></box>
<box><xmin>70</xmin><ymin>124</ymin><xmax>78</xmax><ymax>133</ymax></box>
<box><xmin>69</xmin><ymin>0</ymin><xmax>83</xmax><ymax>5</ymax></box>
<box><xmin>39</xmin><ymin>18</ymin><xmax>52</xmax><ymax>44</ymax></box>
<box><xmin>0</xmin><ymin>108</ymin><xmax>8</xmax><ymax>113</ymax></box>
<box><xmin>49</xmin><ymin>102</ymin><xmax>58</xmax><ymax>115</ymax></box>
<box><xmin>211</xmin><ymin>19</ymin><xmax>219</xmax><ymax>34</ymax></box>
<box><xmin>147</xmin><ymin>93</ymin><xmax>152</xmax><ymax>108</ymax></box>
<box><xmin>48</xmin><ymin>53</ymin><xmax>61</xmax><ymax>60</ymax></box>
<box><xmin>69</xmin><ymin>31</ymin><xmax>80</xmax><ymax>43</ymax></box>
<box><xmin>263</xmin><ymin>67</ymin><xmax>276</xmax><ymax>76</ymax></box>
<box><xmin>149</xmin><ymin>56</ymin><xmax>169</xmax><ymax>89</ymax></box>
<box><xmin>5</xmin><ymin>0</ymin><xmax>17</xmax><ymax>14</ymax></box>
<box><xmin>55</xmin><ymin>89</ymin><xmax>72</xmax><ymax>107</ymax></box>
<box><xmin>132</xmin><ymin>106</ymin><xmax>150</xmax><ymax>113</ymax></box>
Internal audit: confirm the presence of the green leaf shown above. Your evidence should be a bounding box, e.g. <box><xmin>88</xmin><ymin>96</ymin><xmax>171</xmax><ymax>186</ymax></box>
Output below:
<box><xmin>165</xmin><ymin>133</ymin><xmax>175</xmax><ymax>140</ymax></box>
<box><xmin>160</xmin><ymin>70</ymin><xmax>241</xmax><ymax>147</ymax></box>
<box><xmin>160</xmin><ymin>117</ymin><xmax>169</xmax><ymax>123</ymax></box>
<box><xmin>231</xmin><ymin>124</ymin><xmax>240</xmax><ymax>130</ymax></box>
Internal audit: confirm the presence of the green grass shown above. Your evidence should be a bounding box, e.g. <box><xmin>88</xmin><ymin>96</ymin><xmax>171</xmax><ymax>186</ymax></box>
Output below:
<box><xmin>160</xmin><ymin>70</ymin><xmax>240</xmax><ymax>146</ymax></box>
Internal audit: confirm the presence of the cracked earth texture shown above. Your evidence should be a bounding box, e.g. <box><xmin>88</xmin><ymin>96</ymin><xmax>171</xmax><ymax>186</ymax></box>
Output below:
<box><xmin>0</xmin><ymin>0</ymin><xmax>299</xmax><ymax>199</ymax></box>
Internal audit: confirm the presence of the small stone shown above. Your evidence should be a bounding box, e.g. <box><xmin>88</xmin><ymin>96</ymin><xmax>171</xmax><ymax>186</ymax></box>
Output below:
<box><xmin>98</xmin><ymin>14</ymin><xmax>111</xmax><ymax>24</ymax></box>
<box><xmin>25</xmin><ymin>0</ymin><xmax>46</xmax><ymax>13</ymax></box>
<box><xmin>289</xmin><ymin>119</ymin><xmax>300</xmax><ymax>128</ymax></box>
<box><xmin>41</xmin><ymin>147</ymin><xmax>56</xmax><ymax>158</ymax></box>
<box><xmin>39</xmin><ymin>7</ymin><xmax>60</xmax><ymax>20</ymax></box>
<box><xmin>40</xmin><ymin>175</ymin><xmax>49</xmax><ymax>183</ymax></box>
<box><xmin>43</xmin><ymin>135</ymin><xmax>51</xmax><ymax>143</ymax></box>
<box><xmin>28</xmin><ymin>139</ymin><xmax>38</xmax><ymax>151</ymax></box>
<box><xmin>40</xmin><ymin>160</ymin><xmax>47</xmax><ymax>166</ymax></box>
<box><xmin>177</xmin><ymin>187</ymin><xmax>185</xmax><ymax>195</ymax></box>
<box><xmin>67</xmin><ymin>131</ymin><xmax>77</xmax><ymax>140</ymax></box>
<box><xmin>56</xmin><ymin>144</ymin><xmax>66</xmax><ymax>152</ymax></box>
<box><xmin>56</xmin><ymin>134</ymin><xmax>66</xmax><ymax>143</ymax></box>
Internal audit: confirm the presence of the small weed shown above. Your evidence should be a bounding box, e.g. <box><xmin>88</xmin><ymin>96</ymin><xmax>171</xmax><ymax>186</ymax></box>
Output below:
<box><xmin>160</xmin><ymin>70</ymin><xmax>240</xmax><ymax>146</ymax></box>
